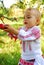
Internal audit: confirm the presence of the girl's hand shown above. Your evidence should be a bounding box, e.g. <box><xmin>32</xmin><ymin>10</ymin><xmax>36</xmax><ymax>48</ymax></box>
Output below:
<box><xmin>4</xmin><ymin>24</ymin><xmax>13</xmax><ymax>33</ymax></box>
<box><xmin>3</xmin><ymin>24</ymin><xmax>19</xmax><ymax>35</ymax></box>
<box><xmin>0</xmin><ymin>24</ymin><xmax>10</xmax><ymax>30</ymax></box>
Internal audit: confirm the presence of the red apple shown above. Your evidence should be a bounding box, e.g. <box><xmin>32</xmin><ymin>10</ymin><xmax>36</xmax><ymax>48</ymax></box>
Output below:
<box><xmin>0</xmin><ymin>24</ymin><xmax>5</xmax><ymax>29</ymax></box>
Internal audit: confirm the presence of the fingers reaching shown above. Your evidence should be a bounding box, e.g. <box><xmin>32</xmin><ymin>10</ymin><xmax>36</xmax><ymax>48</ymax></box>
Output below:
<box><xmin>4</xmin><ymin>24</ymin><xmax>9</xmax><ymax>29</ymax></box>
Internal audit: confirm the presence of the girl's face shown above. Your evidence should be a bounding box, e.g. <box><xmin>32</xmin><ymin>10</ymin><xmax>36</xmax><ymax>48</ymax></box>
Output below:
<box><xmin>24</xmin><ymin>10</ymin><xmax>37</xmax><ymax>29</ymax></box>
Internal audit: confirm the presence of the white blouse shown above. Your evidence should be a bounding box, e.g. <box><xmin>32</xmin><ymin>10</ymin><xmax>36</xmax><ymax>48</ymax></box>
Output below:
<box><xmin>18</xmin><ymin>26</ymin><xmax>42</xmax><ymax>60</ymax></box>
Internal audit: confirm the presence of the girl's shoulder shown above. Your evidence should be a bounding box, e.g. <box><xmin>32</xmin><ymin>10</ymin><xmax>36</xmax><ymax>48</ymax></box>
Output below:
<box><xmin>31</xmin><ymin>26</ymin><xmax>40</xmax><ymax>31</ymax></box>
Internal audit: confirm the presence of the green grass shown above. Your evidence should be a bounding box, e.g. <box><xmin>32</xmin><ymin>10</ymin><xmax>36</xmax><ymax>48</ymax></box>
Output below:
<box><xmin>41</xmin><ymin>36</ymin><xmax>44</xmax><ymax>55</ymax></box>
<box><xmin>0</xmin><ymin>22</ymin><xmax>22</xmax><ymax>65</ymax></box>
<box><xmin>0</xmin><ymin>37</ymin><xmax>21</xmax><ymax>65</ymax></box>
<box><xmin>0</xmin><ymin>52</ymin><xmax>21</xmax><ymax>65</ymax></box>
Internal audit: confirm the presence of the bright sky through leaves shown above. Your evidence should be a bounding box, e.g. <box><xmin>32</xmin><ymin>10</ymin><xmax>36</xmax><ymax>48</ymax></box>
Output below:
<box><xmin>3</xmin><ymin>0</ymin><xmax>18</xmax><ymax>8</ymax></box>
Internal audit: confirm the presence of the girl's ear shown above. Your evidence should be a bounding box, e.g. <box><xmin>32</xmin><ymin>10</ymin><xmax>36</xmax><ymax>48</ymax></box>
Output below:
<box><xmin>36</xmin><ymin>19</ymin><xmax>40</xmax><ymax>25</ymax></box>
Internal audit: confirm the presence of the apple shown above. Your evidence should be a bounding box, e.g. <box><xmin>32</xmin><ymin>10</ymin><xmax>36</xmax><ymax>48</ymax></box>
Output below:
<box><xmin>0</xmin><ymin>24</ymin><xmax>5</xmax><ymax>29</ymax></box>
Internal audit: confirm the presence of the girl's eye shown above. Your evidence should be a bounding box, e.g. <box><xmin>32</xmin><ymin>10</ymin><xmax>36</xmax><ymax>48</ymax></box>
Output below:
<box><xmin>23</xmin><ymin>16</ymin><xmax>31</xmax><ymax>19</ymax></box>
<box><xmin>27</xmin><ymin>17</ymin><xmax>31</xmax><ymax>19</ymax></box>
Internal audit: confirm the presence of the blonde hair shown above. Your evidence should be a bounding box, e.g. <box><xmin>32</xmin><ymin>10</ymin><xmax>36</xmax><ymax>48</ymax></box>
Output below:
<box><xmin>25</xmin><ymin>8</ymin><xmax>41</xmax><ymax>25</ymax></box>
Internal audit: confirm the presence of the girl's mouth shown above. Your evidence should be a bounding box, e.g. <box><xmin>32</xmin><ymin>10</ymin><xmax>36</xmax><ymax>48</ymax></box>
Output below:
<box><xmin>24</xmin><ymin>22</ymin><xmax>27</xmax><ymax>24</ymax></box>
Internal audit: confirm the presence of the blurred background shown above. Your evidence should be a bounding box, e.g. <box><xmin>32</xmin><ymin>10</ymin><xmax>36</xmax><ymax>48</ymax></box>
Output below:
<box><xmin>0</xmin><ymin>0</ymin><xmax>44</xmax><ymax>65</ymax></box>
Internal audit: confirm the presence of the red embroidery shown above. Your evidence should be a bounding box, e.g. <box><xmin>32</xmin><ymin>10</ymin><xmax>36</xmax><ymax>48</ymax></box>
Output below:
<box><xmin>23</xmin><ymin>41</ymin><xmax>25</xmax><ymax>52</ymax></box>
<box><xmin>32</xmin><ymin>28</ymin><xmax>40</xmax><ymax>39</ymax></box>
<box><xmin>34</xmin><ymin>32</ymin><xmax>40</xmax><ymax>39</ymax></box>
<box><xmin>19</xmin><ymin>33</ymin><xmax>33</xmax><ymax>39</ymax></box>
<box><xmin>19</xmin><ymin>35</ymin><xmax>24</xmax><ymax>38</ymax></box>
<box><xmin>19</xmin><ymin>58</ymin><xmax>34</xmax><ymax>65</ymax></box>
<box><xmin>29</xmin><ymin>44</ymin><xmax>32</xmax><ymax>51</ymax></box>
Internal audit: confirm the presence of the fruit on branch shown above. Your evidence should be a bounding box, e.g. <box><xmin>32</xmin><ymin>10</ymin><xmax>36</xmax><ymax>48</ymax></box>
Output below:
<box><xmin>0</xmin><ymin>24</ymin><xmax>5</xmax><ymax>29</ymax></box>
<box><xmin>0</xmin><ymin>24</ymin><xmax>7</xmax><ymax>29</ymax></box>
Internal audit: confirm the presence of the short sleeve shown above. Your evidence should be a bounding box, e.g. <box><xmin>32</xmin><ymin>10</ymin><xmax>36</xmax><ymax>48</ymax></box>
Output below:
<box><xmin>31</xmin><ymin>26</ymin><xmax>41</xmax><ymax>39</ymax></box>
